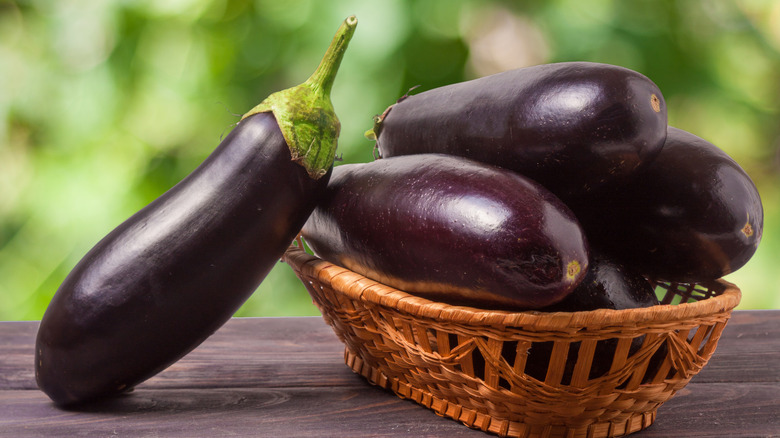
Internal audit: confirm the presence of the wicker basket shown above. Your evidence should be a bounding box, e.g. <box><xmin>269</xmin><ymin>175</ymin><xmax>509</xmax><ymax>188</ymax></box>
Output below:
<box><xmin>282</xmin><ymin>244</ymin><xmax>741</xmax><ymax>438</ymax></box>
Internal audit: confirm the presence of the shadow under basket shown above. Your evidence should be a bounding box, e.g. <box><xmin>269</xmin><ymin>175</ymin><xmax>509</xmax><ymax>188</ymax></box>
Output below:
<box><xmin>282</xmin><ymin>245</ymin><xmax>741</xmax><ymax>438</ymax></box>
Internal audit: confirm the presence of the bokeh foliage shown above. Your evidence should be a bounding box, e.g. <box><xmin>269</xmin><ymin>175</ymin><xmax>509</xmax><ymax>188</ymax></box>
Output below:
<box><xmin>1</xmin><ymin>0</ymin><xmax>778</xmax><ymax>320</ymax></box>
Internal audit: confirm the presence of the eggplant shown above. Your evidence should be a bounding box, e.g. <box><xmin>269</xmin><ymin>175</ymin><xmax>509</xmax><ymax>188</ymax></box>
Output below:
<box><xmin>366</xmin><ymin>62</ymin><xmax>667</xmax><ymax>201</ymax></box>
<box><xmin>35</xmin><ymin>16</ymin><xmax>357</xmax><ymax>406</ymax></box>
<box><xmin>571</xmin><ymin>127</ymin><xmax>763</xmax><ymax>282</ymax></box>
<box><xmin>539</xmin><ymin>253</ymin><xmax>658</xmax><ymax>312</ymax></box>
<box><xmin>525</xmin><ymin>254</ymin><xmax>663</xmax><ymax>384</ymax></box>
<box><xmin>301</xmin><ymin>154</ymin><xmax>589</xmax><ymax>310</ymax></box>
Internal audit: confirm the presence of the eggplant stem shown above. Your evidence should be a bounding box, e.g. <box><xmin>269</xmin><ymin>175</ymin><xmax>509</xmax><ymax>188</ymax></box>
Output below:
<box><xmin>241</xmin><ymin>16</ymin><xmax>358</xmax><ymax>180</ymax></box>
<box><xmin>306</xmin><ymin>15</ymin><xmax>358</xmax><ymax>96</ymax></box>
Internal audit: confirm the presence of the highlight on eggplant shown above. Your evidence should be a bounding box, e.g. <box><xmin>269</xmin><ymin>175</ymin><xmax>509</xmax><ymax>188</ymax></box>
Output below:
<box><xmin>366</xmin><ymin>62</ymin><xmax>668</xmax><ymax>202</ymax></box>
<box><xmin>301</xmin><ymin>154</ymin><xmax>590</xmax><ymax>310</ymax></box>
<box><xmin>35</xmin><ymin>16</ymin><xmax>357</xmax><ymax>407</ymax></box>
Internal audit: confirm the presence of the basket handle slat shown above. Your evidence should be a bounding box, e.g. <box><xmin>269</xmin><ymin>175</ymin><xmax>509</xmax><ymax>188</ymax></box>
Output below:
<box><xmin>414</xmin><ymin>326</ymin><xmax>434</xmax><ymax>353</ymax></box>
<box><xmin>482</xmin><ymin>338</ymin><xmax>504</xmax><ymax>388</ymax></box>
<box><xmin>544</xmin><ymin>341</ymin><xmax>571</xmax><ymax>386</ymax></box>
<box><xmin>511</xmin><ymin>340</ymin><xmax>532</xmax><ymax>393</ymax></box>
<box><xmin>698</xmin><ymin>320</ymin><xmax>729</xmax><ymax>359</ymax></box>
<box><xmin>457</xmin><ymin>335</ymin><xmax>476</xmax><ymax>377</ymax></box>
<box><xmin>675</xmin><ymin>282</ymin><xmax>695</xmax><ymax>303</ymax></box>
<box><xmin>437</xmin><ymin>330</ymin><xmax>452</xmax><ymax>356</ymax></box>
<box><xmin>657</xmin><ymin>283</ymin><xmax>676</xmax><ymax>305</ymax></box>
<box><xmin>398</xmin><ymin>320</ymin><xmax>416</xmax><ymax>345</ymax></box>
<box><xmin>687</xmin><ymin>323</ymin><xmax>715</xmax><ymax>355</ymax></box>
<box><xmin>571</xmin><ymin>339</ymin><xmax>598</xmax><ymax>388</ymax></box>
<box><xmin>649</xmin><ymin>352</ymin><xmax>673</xmax><ymax>384</ymax></box>
<box><xmin>624</xmin><ymin>333</ymin><xmax>661</xmax><ymax>390</ymax></box>
<box><xmin>608</xmin><ymin>338</ymin><xmax>634</xmax><ymax>374</ymax></box>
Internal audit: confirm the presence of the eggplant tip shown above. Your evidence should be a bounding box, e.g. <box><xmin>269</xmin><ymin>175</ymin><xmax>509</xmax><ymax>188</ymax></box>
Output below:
<box><xmin>567</xmin><ymin>260</ymin><xmax>583</xmax><ymax>281</ymax></box>
<box><xmin>651</xmin><ymin>94</ymin><xmax>661</xmax><ymax>113</ymax></box>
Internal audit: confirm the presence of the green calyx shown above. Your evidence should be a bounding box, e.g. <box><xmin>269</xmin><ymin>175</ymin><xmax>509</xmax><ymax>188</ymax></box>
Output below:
<box><xmin>241</xmin><ymin>15</ymin><xmax>357</xmax><ymax>180</ymax></box>
<box><xmin>364</xmin><ymin>114</ymin><xmax>382</xmax><ymax>141</ymax></box>
<box><xmin>364</xmin><ymin>86</ymin><xmax>417</xmax><ymax>142</ymax></box>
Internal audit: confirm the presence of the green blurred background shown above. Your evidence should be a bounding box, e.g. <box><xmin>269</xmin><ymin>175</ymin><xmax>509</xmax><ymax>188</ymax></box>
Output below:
<box><xmin>1</xmin><ymin>0</ymin><xmax>778</xmax><ymax>320</ymax></box>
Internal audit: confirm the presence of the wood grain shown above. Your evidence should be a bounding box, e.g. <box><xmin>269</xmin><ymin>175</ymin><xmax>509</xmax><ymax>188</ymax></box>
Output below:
<box><xmin>1</xmin><ymin>312</ymin><xmax>778</xmax><ymax>437</ymax></box>
<box><xmin>0</xmin><ymin>387</ymin><xmax>490</xmax><ymax>437</ymax></box>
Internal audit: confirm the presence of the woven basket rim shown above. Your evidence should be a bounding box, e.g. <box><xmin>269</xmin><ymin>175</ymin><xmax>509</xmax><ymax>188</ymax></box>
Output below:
<box><xmin>283</xmin><ymin>245</ymin><xmax>742</xmax><ymax>330</ymax></box>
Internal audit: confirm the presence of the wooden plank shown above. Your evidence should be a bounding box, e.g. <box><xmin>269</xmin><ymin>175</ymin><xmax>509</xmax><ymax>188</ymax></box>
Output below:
<box><xmin>1</xmin><ymin>312</ymin><xmax>778</xmax><ymax>437</ymax></box>
<box><xmin>643</xmin><ymin>382</ymin><xmax>780</xmax><ymax>437</ymax></box>
<box><xmin>140</xmin><ymin>317</ymin><xmax>355</xmax><ymax>390</ymax></box>
<box><xmin>1</xmin><ymin>382</ymin><xmax>777</xmax><ymax>437</ymax></box>
<box><xmin>0</xmin><ymin>386</ymin><xmax>488</xmax><ymax>438</ymax></box>
<box><xmin>0</xmin><ymin>321</ymin><xmax>39</xmax><ymax>390</ymax></box>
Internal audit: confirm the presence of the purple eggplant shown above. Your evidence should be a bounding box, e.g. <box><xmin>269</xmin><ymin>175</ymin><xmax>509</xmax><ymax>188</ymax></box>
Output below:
<box><xmin>540</xmin><ymin>253</ymin><xmax>658</xmax><ymax>312</ymax></box>
<box><xmin>35</xmin><ymin>16</ymin><xmax>357</xmax><ymax>406</ymax></box>
<box><xmin>301</xmin><ymin>154</ymin><xmax>589</xmax><ymax>310</ymax></box>
<box><xmin>366</xmin><ymin>62</ymin><xmax>668</xmax><ymax>201</ymax></box>
<box><xmin>572</xmin><ymin>127</ymin><xmax>763</xmax><ymax>282</ymax></box>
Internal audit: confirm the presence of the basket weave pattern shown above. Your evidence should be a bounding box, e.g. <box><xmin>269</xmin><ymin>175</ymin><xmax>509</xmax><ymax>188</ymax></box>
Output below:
<box><xmin>282</xmin><ymin>245</ymin><xmax>741</xmax><ymax>438</ymax></box>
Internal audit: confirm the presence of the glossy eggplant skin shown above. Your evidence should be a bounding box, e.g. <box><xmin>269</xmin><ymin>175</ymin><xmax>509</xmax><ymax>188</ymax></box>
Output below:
<box><xmin>35</xmin><ymin>113</ymin><xmax>329</xmax><ymax>406</ymax></box>
<box><xmin>372</xmin><ymin>62</ymin><xmax>667</xmax><ymax>200</ymax></box>
<box><xmin>573</xmin><ymin>127</ymin><xmax>763</xmax><ymax>282</ymax></box>
<box><xmin>301</xmin><ymin>154</ymin><xmax>589</xmax><ymax>310</ymax></box>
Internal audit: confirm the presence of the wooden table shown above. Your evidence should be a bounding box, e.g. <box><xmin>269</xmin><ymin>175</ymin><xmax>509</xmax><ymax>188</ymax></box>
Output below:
<box><xmin>1</xmin><ymin>311</ymin><xmax>778</xmax><ymax>437</ymax></box>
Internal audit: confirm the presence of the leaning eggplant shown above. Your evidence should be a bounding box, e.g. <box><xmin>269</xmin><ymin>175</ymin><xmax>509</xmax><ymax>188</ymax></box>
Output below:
<box><xmin>35</xmin><ymin>16</ymin><xmax>357</xmax><ymax>406</ymax></box>
<box><xmin>367</xmin><ymin>62</ymin><xmax>667</xmax><ymax>201</ymax></box>
<box><xmin>302</xmin><ymin>154</ymin><xmax>589</xmax><ymax>310</ymax></box>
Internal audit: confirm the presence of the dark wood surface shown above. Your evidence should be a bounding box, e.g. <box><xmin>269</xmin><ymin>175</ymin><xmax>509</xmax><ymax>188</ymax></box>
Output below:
<box><xmin>1</xmin><ymin>311</ymin><xmax>778</xmax><ymax>437</ymax></box>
